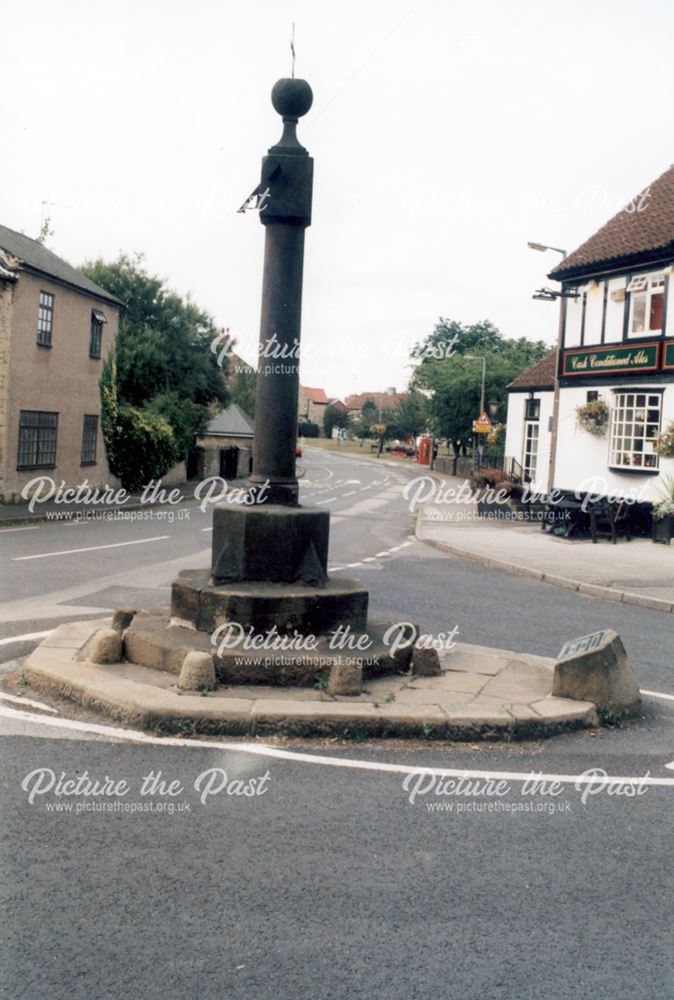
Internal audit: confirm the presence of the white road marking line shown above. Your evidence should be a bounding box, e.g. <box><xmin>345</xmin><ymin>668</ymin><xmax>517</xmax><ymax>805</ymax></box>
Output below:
<box><xmin>345</xmin><ymin>562</ymin><xmax>363</xmax><ymax>569</ymax></box>
<box><xmin>0</xmin><ymin>525</ymin><xmax>40</xmax><ymax>533</ymax></box>
<box><xmin>12</xmin><ymin>535</ymin><xmax>171</xmax><ymax>562</ymax></box>
<box><xmin>0</xmin><ymin>691</ymin><xmax>58</xmax><ymax>713</ymax></box>
<box><xmin>328</xmin><ymin>566</ymin><xmax>345</xmax><ymax>572</ymax></box>
<box><xmin>642</xmin><ymin>689</ymin><xmax>674</xmax><ymax>702</ymax></box>
<box><xmin>375</xmin><ymin>551</ymin><xmax>390</xmax><ymax>558</ymax></box>
<box><xmin>315</xmin><ymin>498</ymin><xmax>336</xmax><ymax>505</ymax></box>
<box><xmin>362</xmin><ymin>557</ymin><xmax>377</xmax><ymax>562</ymax></box>
<box><xmin>0</xmin><ymin>702</ymin><xmax>672</xmax><ymax>787</ymax></box>
<box><xmin>201</xmin><ymin>527</ymin><xmax>213</xmax><ymax>532</ymax></box>
<box><xmin>0</xmin><ymin>629</ymin><xmax>52</xmax><ymax>646</ymax></box>
<box><xmin>342</xmin><ymin>491</ymin><xmax>357</xmax><ymax>497</ymax></box>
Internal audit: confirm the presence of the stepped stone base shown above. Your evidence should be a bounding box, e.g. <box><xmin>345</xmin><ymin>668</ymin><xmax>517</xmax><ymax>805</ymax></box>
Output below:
<box><xmin>124</xmin><ymin>611</ymin><xmax>414</xmax><ymax>686</ymax></box>
<box><xmin>171</xmin><ymin>569</ymin><xmax>369</xmax><ymax>636</ymax></box>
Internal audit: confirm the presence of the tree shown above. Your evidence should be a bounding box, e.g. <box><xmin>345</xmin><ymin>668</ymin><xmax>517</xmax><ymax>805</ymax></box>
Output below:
<box><xmin>385</xmin><ymin>392</ymin><xmax>427</xmax><ymax>440</ymax></box>
<box><xmin>99</xmin><ymin>355</ymin><xmax>178</xmax><ymax>491</ymax></box>
<box><xmin>349</xmin><ymin>399</ymin><xmax>378</xmax><ymax>444</ymax></box>
<box><xmin>410</xmin><ymin>318</ymin><xmax>548</xmax><ymax>455</ymax></box>
<box><xmin>298</xmin><ymin>420</ymin><xmax>320</xmax><ymax>438</ymax></box>
<box><xmin>229</xmin><ymin>366</ymin><xmax>257</xmax><ymax>419</ymax></box>
<box><xmin>323</xmin><ymin>403</ymin><xmax>348</xmax><ymax>438</ymax></box>
<box><xmin>83</xmin><ymin>254</ymin><xmax>228</xmax><ymax>482</ymax></box>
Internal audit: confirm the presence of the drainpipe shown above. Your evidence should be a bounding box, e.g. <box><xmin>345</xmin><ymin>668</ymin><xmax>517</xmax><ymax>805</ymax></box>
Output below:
<box><xmin>547</xmin><ymin>286</ymin><xmax>567</xmax><ymax>493</ymax></box>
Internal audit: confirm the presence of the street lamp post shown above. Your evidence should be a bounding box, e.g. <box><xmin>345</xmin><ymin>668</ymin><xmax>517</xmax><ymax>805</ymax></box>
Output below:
<box><xmin>465</xmin><ymin>354</ymin><xmax>487</xmax><ymax>466</ymax></box>
<box><xmin>528</xmin><ymin>242</ymin><xmax>567</xmax><ymax>493</ymax></box>
<box><xmin>465</xmin><ymin>354</ymin><xmax>486</xmax><ymax>413</ymax></box>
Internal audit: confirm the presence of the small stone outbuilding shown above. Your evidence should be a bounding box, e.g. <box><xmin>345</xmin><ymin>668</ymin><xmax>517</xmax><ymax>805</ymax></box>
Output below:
<box><xmin>194</xmin><ymin>404</ymin><xmax>254</xmax><ymax>481</ymax></box>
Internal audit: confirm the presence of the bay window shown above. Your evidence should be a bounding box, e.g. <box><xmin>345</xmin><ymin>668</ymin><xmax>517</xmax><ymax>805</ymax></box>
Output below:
<box><xmin>608</xmin><ymin>391</ymin><xmax>661</xmax><ymax>470</ymax></box>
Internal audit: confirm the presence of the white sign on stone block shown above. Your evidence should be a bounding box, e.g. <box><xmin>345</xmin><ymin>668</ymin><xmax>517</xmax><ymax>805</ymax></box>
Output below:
<box><xmin>553</xmin><ymin>629</ymin><xmax>641</xmax><ymax>716</ymax></box>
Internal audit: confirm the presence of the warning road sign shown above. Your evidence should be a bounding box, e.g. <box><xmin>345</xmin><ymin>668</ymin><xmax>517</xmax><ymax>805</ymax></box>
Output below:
<box><xmin>472</xmin><ymin>411</ymin><xmax>492</xmax><ymax>434</ymax></box>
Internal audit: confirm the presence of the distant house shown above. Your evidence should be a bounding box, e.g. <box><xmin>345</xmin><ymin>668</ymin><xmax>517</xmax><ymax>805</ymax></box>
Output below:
<box><xmin>0</xmin><ymin>224</ymin><xmax>121</xmax><ymax>501</ymax></box>
<box><xmin>344</xmin><ymin>388</ymin><xmax>406</xmax><ymax>420</ymax></box>
<box><xmin>298</xmin><ymin>385</ymin><xmax>329</xmax><ymax>430</ymax></box>
<box><xmin>195</xmin><ymin>403</ymin><xmax>255</xmax><ymax>480</ymax></box>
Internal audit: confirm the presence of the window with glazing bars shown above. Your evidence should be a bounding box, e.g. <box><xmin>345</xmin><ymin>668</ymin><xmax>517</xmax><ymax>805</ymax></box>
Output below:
<box><xmin>37</xmin><ymin>291</ymin><xmax>54</xmax><ymax>346</ymax></box>
<box><xmin>17</xmin><ymin>410</ymin><xmax>58</xmax><ymax>468</ymax></box>
<box><xmin>81</xmin><ymin>414</ymin><xmax>98</xmax><ymax>465</ymax></box>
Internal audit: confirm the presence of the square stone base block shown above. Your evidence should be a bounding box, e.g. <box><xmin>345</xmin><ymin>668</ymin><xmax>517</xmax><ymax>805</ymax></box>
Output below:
<box><xmin>211</xmin><ymin>502</ymin><xmax>330</xmax><ymax>585</ymax></box>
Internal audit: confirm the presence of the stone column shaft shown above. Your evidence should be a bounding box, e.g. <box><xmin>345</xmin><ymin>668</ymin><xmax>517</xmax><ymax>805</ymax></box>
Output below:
<box><xmin>249</xmin><ymin>223</ymin><xmax>305</xmax><ymax>504</ymax></box>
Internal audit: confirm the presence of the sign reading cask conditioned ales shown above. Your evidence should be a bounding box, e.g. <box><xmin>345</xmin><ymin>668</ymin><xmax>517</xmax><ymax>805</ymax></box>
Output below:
<box><xmin>562</xmin><ymin>342</ymin><xmax>659</xmax><ymax>377</ymax></box>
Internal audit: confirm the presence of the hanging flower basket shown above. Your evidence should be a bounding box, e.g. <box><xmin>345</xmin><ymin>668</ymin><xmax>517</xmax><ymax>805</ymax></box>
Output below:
<box><xmin>655</xmin><ymin>422</ymin><xmax>674</xmax><ymax>459</ymax></box>
<box><xmin>576</xmin><ymin>399</ymin><xmax>609</xmax><ymax>436</ymax></box>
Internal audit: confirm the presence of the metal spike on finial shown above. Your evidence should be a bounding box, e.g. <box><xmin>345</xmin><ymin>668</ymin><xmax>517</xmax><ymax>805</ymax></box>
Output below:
<box><xmin>290</xmin><ymin>22</ymin><xmax>296</xmax><ymax>78</ymax></box>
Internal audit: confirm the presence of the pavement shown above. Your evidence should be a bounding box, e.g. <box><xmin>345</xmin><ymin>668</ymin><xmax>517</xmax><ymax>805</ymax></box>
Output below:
<box><xmin>20</xmin><ymin>619</ymin><xmax>599</xmax><ymax>741</ymax></box>
<box><xmin>416</xmin><ymin>473</ymin><xmax>674</xmax><ymax>612</ymax></box>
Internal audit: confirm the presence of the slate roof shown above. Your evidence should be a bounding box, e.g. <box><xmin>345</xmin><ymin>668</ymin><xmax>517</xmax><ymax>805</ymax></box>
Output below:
<box><xmin>204</xmin><ymin>404</ymin><xmax>255</xmax><ymax>437</ymax></box>
<box><xmin>0</xmin><ymin>224</ymin><xmax>122</xmax><ymax>304</ymax></box>
<box><xmin>550</xmin><ymin>165</ymin><xmax>674</xmax><ymax>280</ymax></box>
<box><xmin>507</xmin><ymin>349</ymin><xmax>557</xmax><ymax>391</ymax></box>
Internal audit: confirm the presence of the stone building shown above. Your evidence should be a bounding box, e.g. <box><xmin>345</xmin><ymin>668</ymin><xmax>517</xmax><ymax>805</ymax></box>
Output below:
<box><xmin>194</xmin><ymin>403</ymin><xmax>254</xmax><ymax>480</ymax></box>
<box><xmin>298</xmin><ymin>385</ymin><xmax>329</xmax><ymax>429</ymax></box>
<box><xmin>0</xmin><ymin>225</ymin><xmax>121</xmax><ymax>502</ymax></box>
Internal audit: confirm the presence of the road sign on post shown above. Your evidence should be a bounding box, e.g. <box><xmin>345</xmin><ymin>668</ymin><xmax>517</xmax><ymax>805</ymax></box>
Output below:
<box><xmin>472</xmin><ymin>411</ymin><xmax>492</xmax><ymax>434</ymax></box>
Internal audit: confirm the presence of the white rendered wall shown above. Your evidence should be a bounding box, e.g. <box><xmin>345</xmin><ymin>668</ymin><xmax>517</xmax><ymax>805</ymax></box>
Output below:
<box><xmin>553</xmin><ymin>383</ymin><xmax>674</xmax><ymax>502</ymax></box>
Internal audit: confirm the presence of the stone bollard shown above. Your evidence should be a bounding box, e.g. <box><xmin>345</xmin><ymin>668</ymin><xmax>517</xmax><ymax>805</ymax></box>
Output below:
<box><xmin>112</xmin><ymin>607</ymin><xmax>137</xmax><ymax>633</ymax></box>
<box><xmin>552</xmin><ymin>629</ymin><xmax>641</xmax><ymax>716</ymax></box>
<box><xmin>327</xmin><ymin>661</ymin><xmax>363</xmax><ymax>696</ymax></box>
<box><xmin>179</xmin><ymin>651</ymin><xmax>217</xmax><ymax>692</ymax></box>
<box><xmin>87</xmin><ymin>628</ymin><xmax>123</xmax><ymax>665</ymax></box>
<box><xmin>412</xmin><ymin>646</ymin><xmax>441</xmax><ymax>676</ymax></box>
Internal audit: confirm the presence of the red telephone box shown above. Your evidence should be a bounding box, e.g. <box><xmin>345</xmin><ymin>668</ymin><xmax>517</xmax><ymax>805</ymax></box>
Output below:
<box><xmin>418</xmin><ymin>436</ymin><xmax>432</xmax><ymax>466</ymax></box>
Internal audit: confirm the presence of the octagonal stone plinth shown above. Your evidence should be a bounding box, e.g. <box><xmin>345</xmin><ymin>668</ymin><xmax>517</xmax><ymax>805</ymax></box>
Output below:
<box><xmin>171</xmin><ymin>569</ymin><xmax>368</xmax><ymax>637</ymax></box>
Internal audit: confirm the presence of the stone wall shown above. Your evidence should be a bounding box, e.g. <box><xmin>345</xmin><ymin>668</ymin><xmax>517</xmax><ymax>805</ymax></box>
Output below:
<box><xmin>0</xmin><ymin>279</ymin><xmax>15</xmax><ymax>498</ymax></box>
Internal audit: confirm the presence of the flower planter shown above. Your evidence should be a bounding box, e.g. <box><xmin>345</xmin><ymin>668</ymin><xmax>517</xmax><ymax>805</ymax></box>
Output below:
<box><xmin>652</xmin><ymin>515</ymin><xmax>674</xmax><ymax>545</ymax></box>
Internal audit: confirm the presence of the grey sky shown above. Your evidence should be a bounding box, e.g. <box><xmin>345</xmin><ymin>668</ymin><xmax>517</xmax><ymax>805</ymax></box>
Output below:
<box><xmin>2</xmin><ymin>0</ymin><xmax>673</xmax><ymax>398</ymax></box>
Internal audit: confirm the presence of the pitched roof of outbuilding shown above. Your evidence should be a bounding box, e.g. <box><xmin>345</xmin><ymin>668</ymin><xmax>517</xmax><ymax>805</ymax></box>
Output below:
<box><xmin>507</xmin><ymin>349</ymin><xmax>557</xmax><ymax>391</ymax></box>
<box><xmin>550</xmin><ymin>164</ymin><xmax>674</xmax><ymax>280</ymax></box>
<box><xmin>204</xmin><ymin>404</ymin><xmax>255</xmax><ymax>437</ymax></box>
<box><xmin>0</xmin><ymin>224</ymin><xmax>122</xmax><ymax>304</ymax></box>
